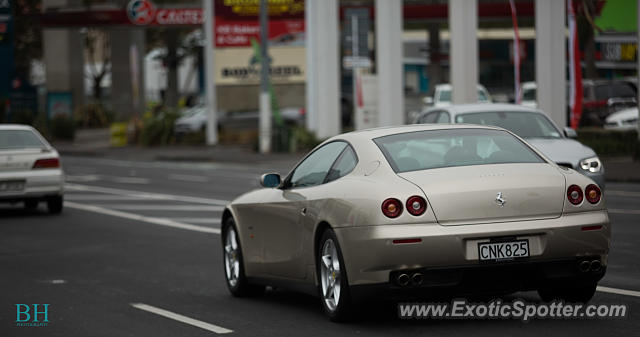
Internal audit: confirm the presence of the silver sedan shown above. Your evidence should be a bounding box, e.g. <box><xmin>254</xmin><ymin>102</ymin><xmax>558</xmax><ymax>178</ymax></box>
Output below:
<box><xmin>0</xmin><ymin>124</ymin><xmax>64</xmax><ymax>213</ymax></box>
<box><xmin>414</xmin><ymin>104</ymin><xmax>605</xmax><ymax>187</ymax></box>
<box><xmin>221</xmin><ymin>124</ymin><xmax>609</xmax><ymax>321</ymax></box>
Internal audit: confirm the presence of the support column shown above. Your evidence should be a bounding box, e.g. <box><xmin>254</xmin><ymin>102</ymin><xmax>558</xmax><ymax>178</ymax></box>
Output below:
<box><xmin>427</xmin><ymin>24</ymin><xmax>443</xmax><ymax>96</ymax></box>
<box><xmin>449</xmin><ymin>0</ymin><xmax>478</xmax><ymax>104</ymax></box>
<box><xmin>43</xmin><ymin>28</ymin><xmax>85</xmax><ymax>113</ymax></box>
<box><xmin>536</xmin><ymin>0</ymin><xmax>566</xmax><ymax>127</ymax></box>
<box><xmin>375</xmin><ymin>0</ymin><xmax>404</xmax><ymax>126</ymax></box>
<box><xmin>305</xmin><ymin>0</ymin><xmax>340</xmax><ymax>138</ymax></box>
<box><xmin>110</xmin><ymin>28</ymin><xmax>145</xmax><ymax>121</ymax></box>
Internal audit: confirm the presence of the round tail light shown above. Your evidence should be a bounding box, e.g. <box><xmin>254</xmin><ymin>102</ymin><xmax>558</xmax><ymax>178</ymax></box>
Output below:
<box><xmin>585</xmin><ymin>184</ymin><xmax>601</xmax><ymax>204</ymax></box>
<box><xmin>406</xmin><ymin>196</ymin><xmax>427</xmax><ymax>216</ymax></box>
<box><xmin>381</xmin><ymin>198</ymin><xmax>403</xmax><ymax>218</ymax></box>
<box><xmin>567</xmin><ymin>185</ymin><xmax>583</xmax><ymax>205</ymax></box>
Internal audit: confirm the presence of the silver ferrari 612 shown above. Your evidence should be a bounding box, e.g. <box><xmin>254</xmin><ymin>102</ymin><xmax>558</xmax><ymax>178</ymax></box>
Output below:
<box><xmin>221</xmin><ymin>124</ymin><xmax>610</xmax><ymax>321</ymax></box>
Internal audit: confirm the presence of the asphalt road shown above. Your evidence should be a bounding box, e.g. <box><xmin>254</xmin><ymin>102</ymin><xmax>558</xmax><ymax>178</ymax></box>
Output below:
<box><xmin>1</xmin><ymin>156</ymin><xmax>639</xmax><ymax>336</ymax></box>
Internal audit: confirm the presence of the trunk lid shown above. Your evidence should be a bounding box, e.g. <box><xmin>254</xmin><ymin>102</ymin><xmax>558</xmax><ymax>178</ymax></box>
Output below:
<box><xmin>399</xmin><ymin>163</ymin><xmax>565</xmax><ymax>225</ymax></box>
<box><xmin>0</xmin><ymin>149</ymin><xmax>45</xmax><ymax>172</ymax></box>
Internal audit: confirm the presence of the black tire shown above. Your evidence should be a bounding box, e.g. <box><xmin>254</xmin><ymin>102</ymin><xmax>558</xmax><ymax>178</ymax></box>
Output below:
<box><xmin>47</xmin><ymin>196</ymin><xmax>63</xmax><ymax>215</ymax></box>
<box><xmin>24</xmin><ymin>199</ymin><xmax>39</xmax><ymax>210</ymax></box>
<box><xmin>221</xmin><ymin>217</ymin><xmax>265</xmax><ymax>297</ymax></box>
<box><xmin>317</xmin><ymin>228</ymin><xmax>354</xmax><ymax>322</ymax></box>
<box><xmin>538</xmin><ymin>282</ymin><xmax>597</xmax><ymax>303</ymax></box>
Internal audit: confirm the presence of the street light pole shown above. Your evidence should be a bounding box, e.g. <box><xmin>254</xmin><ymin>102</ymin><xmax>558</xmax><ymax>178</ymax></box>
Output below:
<box><xmin>203</xmin><ymin>0</ymin><xmax>218</xmax><ymax>145</ymax></box>
<box><xmin>259</xmin><ymin>0</ymin><xmax>272</xmax><ymax>153</ymax></box>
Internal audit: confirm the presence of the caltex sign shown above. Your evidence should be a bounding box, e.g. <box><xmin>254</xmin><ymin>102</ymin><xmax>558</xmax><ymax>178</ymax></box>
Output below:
<box><xmin>126</xmin><ymin>0</ymin><xmax>203</xmax><ymax>26</ymax></box>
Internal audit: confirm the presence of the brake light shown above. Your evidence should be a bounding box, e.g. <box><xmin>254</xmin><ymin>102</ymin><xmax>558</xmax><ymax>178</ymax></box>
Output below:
<box><xmin>381</xmin><ymin>198</ymin><xmax>403</xmax><ymax>218</ymax></box>
<box><xmin>567</xmin><ymin>185</ymin><xmax>583</xmax><ymax>205</ymax></box>
<box><xmin>585</xmin><ymin>184</ymin><xmax>601</xmax><ymax>204</ymax></box>
<box><xmin>32</xmin><ymin>158</ymin><xmax>60</xmax><ymax>169</ymax></box>
<box><xmin>406</xmin><ymin>196</ymin><xmax>427</xmax><ymax>216</ymax></box>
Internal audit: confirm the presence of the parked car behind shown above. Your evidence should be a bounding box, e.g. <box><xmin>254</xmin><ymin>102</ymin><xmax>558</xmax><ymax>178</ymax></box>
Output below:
<box><xmin>581</xmin><ymin>80</ymin><xmax>637</xmax><ymax>126</ymax></box>
<box><xmin>414</xmin><ymin>104</ymin><xmax>605</xmax><ymax>187</ymax></box>
<box><xmin>0</xmin><ymin>124</ymin><xmax>64</xmax><ymax>214</ymax></box>
<box><xmin>423</xmin><ymin>83</ymin><xmax>492</xmax><ymax>108</ymax></box>
<box><xmin>604</xmin><ymin>107</ymin><xmax>639</xmax><ymax>131</ymax></box>
<box><xmin>174</xmin><ymin>106</ymin><xmax>305</xmax><ymax>134</ymax></box>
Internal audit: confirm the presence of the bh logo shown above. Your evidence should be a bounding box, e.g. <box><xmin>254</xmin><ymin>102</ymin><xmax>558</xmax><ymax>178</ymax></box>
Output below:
<box><xmin>15</xmin><ymin>304</ymin><xmax>50</xmax><ymax>327</ymax></box>
<box><xmin>127</xmin><ymin>0</ymin><xmax>156</xmax><ymax>25</ymax></box>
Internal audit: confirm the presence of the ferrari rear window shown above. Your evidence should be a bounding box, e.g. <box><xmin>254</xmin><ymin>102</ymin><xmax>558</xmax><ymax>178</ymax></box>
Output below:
<box><xmin>373</xmin><ymin>129</ymin><xmax>544</xmax><ymax>173</ymax></box>
<box><xmin>0</xmin><ymin>130</ymin><xmax>46</xmax><ymax>150</ymax></box>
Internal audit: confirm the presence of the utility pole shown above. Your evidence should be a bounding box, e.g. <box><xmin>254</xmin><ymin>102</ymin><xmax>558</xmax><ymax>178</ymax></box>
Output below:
<box><xmin>259</xmin><ymin>0</ymin><xmax>271</xmax><ymax>153</ymax></box>
<box><xmin>203</xmin><ymin>0</ymin><xmax>218</xmax><ymax>145</ymax></box>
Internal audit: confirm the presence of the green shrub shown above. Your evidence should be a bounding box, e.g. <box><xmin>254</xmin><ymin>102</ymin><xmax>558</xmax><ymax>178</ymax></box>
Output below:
<box><xmin>576</xmin><ymin>128</ymin><xmax>638</xmax><ymax>157</ymax></box>
<box><xmin>139</xmin><ymin>109</ymin><xmax>180</xmax><ymax>146</ymax></box>
<box><xmin>290</xmin><ymin>126</ymin><xmax>322</xmax><ymax>152</ymax></box>
<box><xmin>76</xmin><ymin>103</ymin><xmax>114</xmax><ymax>128</ymax></box>
<box><xmin>50</xmin><ymin>115</ymin><xmax>76</xmax><ymax>141</ymax></box>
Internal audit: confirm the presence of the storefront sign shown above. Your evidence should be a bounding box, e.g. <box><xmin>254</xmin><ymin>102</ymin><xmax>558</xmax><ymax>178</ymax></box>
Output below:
<box><xmin>214</xmin><ymin>46</ymin><xmax>305</xmax><ymax>85</ymax></box>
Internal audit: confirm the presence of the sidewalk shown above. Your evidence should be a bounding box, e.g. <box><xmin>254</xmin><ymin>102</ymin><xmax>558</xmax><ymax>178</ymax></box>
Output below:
<box><xmin>53</xmin><ymin>128</ymin><xmax>640</xmax><ymax>183</ymax></box>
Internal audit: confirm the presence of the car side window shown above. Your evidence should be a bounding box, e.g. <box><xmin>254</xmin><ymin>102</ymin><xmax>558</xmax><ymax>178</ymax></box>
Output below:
<box><xmin>436</xmin><ymin>111</ymin><xmax>450</xmax><ymax>123</ymax></box>
<box><xmin>325</xmin><ymin>146</ymin><xmax>358</xmax><ymax>183</ymax></box>
<box><xmin>420</xmin><ymin>112</ymin><xmax>439</xmax><ymax>123</ymax></box>
<box><xmin>289</xmin><ymin>142</ymin><xmax>348</xmax><ymax>188</ymax></box>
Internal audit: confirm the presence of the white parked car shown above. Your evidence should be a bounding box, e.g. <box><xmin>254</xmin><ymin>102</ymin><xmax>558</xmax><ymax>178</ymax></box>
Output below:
<box><xmin>520</xmin><ymin>82</ymin><xmax>537</xmax><ymax>108</ymax></box>
<box><xmin>423</xmin><ymin>83</ymin><xmax>492</xmax><ymax>108</ymax></box>
<box><xmin>604</xmin><ymin>107</ymin><xmax>638</xmax><ymax>131</ymax></box>
<box><xmin>0</xmin><ymin>125</ymin><xmax>64</xmax><ymax>213</ymax></box>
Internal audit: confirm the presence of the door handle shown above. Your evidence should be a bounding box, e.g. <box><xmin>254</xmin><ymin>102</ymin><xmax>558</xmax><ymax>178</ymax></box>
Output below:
<box><xmin>301</xmin><ymin>207</ymin><xmax>307</xmax><ymax>216</ymax></box>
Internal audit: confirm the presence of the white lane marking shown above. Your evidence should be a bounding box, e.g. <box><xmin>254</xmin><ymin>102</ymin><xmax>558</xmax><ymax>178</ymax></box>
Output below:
<box><xmin>107</xmin><ymin>204</ymin><xmax>224</xmax><ymax>211</ymax></box>
<box><xmin>165</xmin><ymin>218</ymin><xmax>221</xmax><ymax>224</ymax></box>
<box><xmin>65</xmin><ymin>183</ymin><xmax>230</xmax><ymax>206</ymax></box>
<box><xmin>66</xmin><ymin>174</ymin><xmax>100</xmax><ymax>182</ymax></box>
<box><xmin>131</xmin><ymin>303</ymin><xmax>232</xmax><ymax>334</ymax></box>
<box><xmin>66</xmin><ymin>202</ymin><xmax>220</xmax><ymax>234</ymax></box>
<box><xmin>606</xmin><ymin>190</ymin><xmax>640</xmax><ymax>198</ymax></box>
<box><xmin>110</xmin><ymin>176</ymin><xmax>150</xmax><ymax>184</ymax></box>
<box><xmin>66</xmin><ymin>175</ymin><xmax>150</xmax><ymax>184</ymax></box>
<box><xmin>65</xmin><ymin>156</ymin><xmax>267</xmax><ymax>176</ymax></box>
<box><xmin>168</xmin><ymin>174</ymin><xmax>210</xmax><ymax>183</ymax></box>
<box><xmin>597</xmin><ymin>286</ymin><xmax>640</xmax><ymax>298</ymax></box>
<box><xmin>65</xmin><ymin>194</ymin><xmax>145</xmax><ymax>201</ymax></box>
<box><xmin>608</xmin><ymin>208</ymin><xmax>640</xmax><ymax>215</ymax></box>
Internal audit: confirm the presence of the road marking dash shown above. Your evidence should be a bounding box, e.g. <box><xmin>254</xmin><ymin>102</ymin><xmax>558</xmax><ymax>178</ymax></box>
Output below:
<box><xmin>66</xmin><ymin>202</ymin><xmax>220</xmax><ymax>234</ymax></box>
<box><xmin>597</xmin><ymin>286</ymin><xmax>640</xmax><ymax>298</ymax></box>
<box><xmin>131</xmin><ymin>303</ymin><xmax>232</xmax><ymax>334</ymax></box>
<box><xmin>168</xmin><ymin>174</ymin><xmax>210</xmax><ymax>183</ymax></box>
<box><xmin>107</xmin><ymin>204</ymin><xmax>224</xmax><ymax>211</ymax></box>
<box><xmin>65</xmin><ymin>183</ymin><xmax>230</xmax><ymax>206</ymax></box>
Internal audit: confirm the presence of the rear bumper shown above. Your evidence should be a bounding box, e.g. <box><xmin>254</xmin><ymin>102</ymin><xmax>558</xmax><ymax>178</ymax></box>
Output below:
<box><xmin>334</xmin><ymin>210</ymin><xmax>610</xmax><ymax>287</ymax></box>
<box><xmin>0</xmin><ymin>169</ymin><xmax>64</xmax><ymax>201</ymax></box>
<box><xmin>350</xmin><ymin>258</ymin><xmax>606</xmax><ymax>300</ymax></box>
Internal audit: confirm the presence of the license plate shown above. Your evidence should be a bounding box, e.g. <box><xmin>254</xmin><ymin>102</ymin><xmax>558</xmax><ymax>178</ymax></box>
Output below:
<box><xmin>0</xmin><ymin>180</ymin><xmax>25</xmax><ymax>192</ymax></box>
<box><xmin>478</xmin><ymin>239</ymin><xmax>529</xmax><ymax>261</ymax></box>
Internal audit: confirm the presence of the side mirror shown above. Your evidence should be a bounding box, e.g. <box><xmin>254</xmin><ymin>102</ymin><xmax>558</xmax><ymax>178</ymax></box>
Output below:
<box><xmin>564</xmin><ymin>127</ymin><xmax>577</xmax><ymax>138</ymax></box>
<box><xmin>422</xmin><ymin>96</ymin><xmax>434</xmax><ymax>105</ymax></box>
<box><xmin>260</xmin><ymin>173</ymin><xmax>281</xmax><ymax>188</ymax></box>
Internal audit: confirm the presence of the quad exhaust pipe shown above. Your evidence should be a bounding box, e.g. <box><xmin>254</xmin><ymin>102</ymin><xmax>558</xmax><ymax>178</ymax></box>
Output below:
<box><xmin>411</xmin><ymin>273</ymin><xmax>423</xmax><ymax>286</ymax></box>
<box><xmin>395</xmin><ymin>272</ymin><xmax>424</xmax><ymax>287</ymax></box>
<box><xmin>579</xmin><ymin>259</ymin><xmax>602</xmax><ymax>273</ymax></box>
<box><xmin>396</xmin><ymin>273</ymin><xmax>410</xmax><ymax>286</ymax></box>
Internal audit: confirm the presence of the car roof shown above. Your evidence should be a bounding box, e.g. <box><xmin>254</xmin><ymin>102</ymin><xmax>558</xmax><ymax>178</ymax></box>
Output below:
<box><xmin>425</xmin><ymin>103</ymin><xmax>543</xmax><ymax>115</ymax></box>
<box><xmin>0</xmin><ymin>124</ymin><xmax>38</xmax><ymax>131</ymax></box>
<box><xmin>335</xmin><ymin>123</ymin><xmax>505</xmax><ymax>142</ymax></box>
